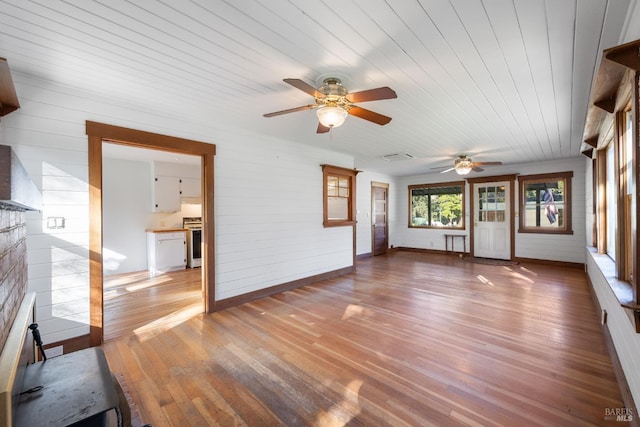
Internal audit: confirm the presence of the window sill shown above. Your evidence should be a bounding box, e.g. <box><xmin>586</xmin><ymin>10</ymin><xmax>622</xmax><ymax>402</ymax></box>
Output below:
<box><xmin>518</xmin><ymin>228</ymin><xmax>574</xmax><ymax>235</ymax></box>
<box><xmin>588</xmin><ymin>247</ymin><xmax>634</xmax><ymax>304</ymax></box>
<box><xmin>323</xmin><ymin>220</ymin><xmax>356</xmax><ymax>228</ymax></box>
<box><xmin>587</xmin><ymin>247</ymin><xmax>640</xmax><ymax>331</ymax></box>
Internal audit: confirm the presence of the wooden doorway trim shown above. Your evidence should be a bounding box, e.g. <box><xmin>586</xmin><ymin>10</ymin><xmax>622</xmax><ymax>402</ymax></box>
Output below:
<box><xmin>86</xmin><ymin>121</ymin><xmax>216</xmax><ymax>346</ymax></box>
<box><xmin>466</xmin><ymin>174</ymin><xmax>517</xmax><ymax>260</ymax></box>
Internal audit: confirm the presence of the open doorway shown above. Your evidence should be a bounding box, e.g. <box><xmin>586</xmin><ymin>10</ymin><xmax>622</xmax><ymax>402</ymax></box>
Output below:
<box><xmin>87</xmin><ymin>121</ymin><xmax>216</xmax><ymax>346</ymax></box>
<box><xmin>101</xmin><ymin>144</ymin><xmax>203</xmax><ymax>340</ymax></box>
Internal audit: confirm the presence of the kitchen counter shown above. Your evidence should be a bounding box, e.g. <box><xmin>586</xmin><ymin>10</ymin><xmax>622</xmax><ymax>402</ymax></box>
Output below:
<box><xmin>145</xmin><ymin>228</ymin><xmax>187</xmax><ymax>233</ymax></box>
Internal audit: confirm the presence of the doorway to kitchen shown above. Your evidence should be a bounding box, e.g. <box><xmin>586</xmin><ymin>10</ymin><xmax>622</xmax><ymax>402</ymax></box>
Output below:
<box><xmin>87</xmin><ymin>121</ymin><xmax>216</xmax><ymax>346</ymax></box>
<box><xmin>101</xmin><ymin>144</ymin><xmax>203</xmax><ymax>341</ymax></box>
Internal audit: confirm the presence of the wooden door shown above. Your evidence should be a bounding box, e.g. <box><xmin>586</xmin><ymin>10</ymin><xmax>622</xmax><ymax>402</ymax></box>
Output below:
<box><xmin>473</xmin><ymin>181</ymin><xmax>510</xmax><ymax>259</ymax></box>
<box><xmin>372</xmin><ymin>182</ymin><xmax>389</xmax><ymax>256</ymax></box>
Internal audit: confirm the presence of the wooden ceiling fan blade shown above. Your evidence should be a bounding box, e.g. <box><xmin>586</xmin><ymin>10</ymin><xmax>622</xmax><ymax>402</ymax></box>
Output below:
<box><xmin>472</xmin><ymin>166</ymin><xmax>485</xmax><ymax>172</ymax></box>
<box><xmin>348</xmin><ymin>106</ymin><xmax>392</xmax><ymax>125</ymax></box>
<box><xmin>283</xmin><ymin>78</ymin><xmax>323</xmax><ymax>98</ymax></box>
<box><xmin>317</xmin><ymin>122</ymin><xmax>330</xmax><ymax>133</ymax></box>
<box><xmin>346</xmin><ymin>87</ymin><xmax>397</xmax><ymax>103</ymax></box>
<box><xmin>474</xmin><ymin>161</ymin><xmax>502</xmax><ymax>166</ymax></box>
<box><xmin>263</xmin><ymin>104</ymin><xmax>317</xmax><ymax>117</ymax></box>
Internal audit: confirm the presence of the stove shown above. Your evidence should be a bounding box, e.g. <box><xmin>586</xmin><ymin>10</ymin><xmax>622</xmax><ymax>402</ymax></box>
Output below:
<box><xmin>183</xmin><ymin>217</ymin><xmax>202</xmax><ymax>268</ymax></box>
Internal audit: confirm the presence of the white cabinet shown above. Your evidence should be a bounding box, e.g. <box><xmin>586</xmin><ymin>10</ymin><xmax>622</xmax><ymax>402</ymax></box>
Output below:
<box><xmin>147</xmin><ymin>231</ymin><xmax>186</xmax><ymax>275</ymax></box>
<box><xmin>152</xmin><ymin>176</ymin><xmax>181</xmax><ymax>212</ymax></box>
<box><xmin>180</xmin><ymin>177</ymin><xmax>201</xmax><ymax>198</ymax></box>
<box><xmin>151</xmin><ymin>161</ymin><xmax>201</xmax><ymax>212</ymax></box>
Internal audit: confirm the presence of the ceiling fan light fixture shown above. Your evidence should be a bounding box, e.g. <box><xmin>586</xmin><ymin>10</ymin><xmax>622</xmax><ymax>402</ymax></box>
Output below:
<box><xmin>317</xmin><ymin>105</ymin><xmax>348</xmax><ymax>128</ymax></box>
<box><xmin>454</xmin><ymin>157</ymin><xmax>473</xmax><ymax>175</ymax></box>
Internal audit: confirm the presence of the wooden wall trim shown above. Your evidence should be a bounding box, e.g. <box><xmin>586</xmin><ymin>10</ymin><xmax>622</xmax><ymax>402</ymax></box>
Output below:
<box><xmin>41</xmin><ymin>334</ymin><xmax>91</xmax><ymax>360</ymax></box>
<box><xmin>213</xmin><ymin>266</ymin><xmax>355</xmax><ymax>311</ymax></box>
<box><xmin>634</xmin><ymin>72</ymin><xmax>639</xmax><ymax>305</ymax></box>
<box><xmin>512</xmin><ymin>256</ymin><xmax>584</xmax><ymax>270</ymax></box>
<box><xmin>596</xmin><ymin>149</ymin><xmax>608</xmax><ymax>255</ymax></box>
<box><xmin>203</xmin><ymin>153</ymin><xmax>215</xmax><ymax>312</ymax></box>
<box><xmin>88</xmin><ymin>136</ymin><xmax>103</xmax><ymax>347</ymax></box>
<box><xmin>85</xmin><ymin>121</ymin><xmax>216</xmax><ymax>155</ymax></box>
<box><xmin>86</xmin><ymin>121</ymin><xmax>216</xmax><ymax>345</ymax></box>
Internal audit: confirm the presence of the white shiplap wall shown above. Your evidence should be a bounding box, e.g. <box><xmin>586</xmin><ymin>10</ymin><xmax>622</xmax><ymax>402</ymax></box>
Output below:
<box><xmin>6</xmin><ymin>72</ymin><xmax>357</xmax><ymax>343</ymax></box>
<box><xmin>393</xmin><ymin>157</ymin><xmax>586</xmax><ymax>263</ymax></box>
<box><xmin>587</xmin><ymin>250</ymin><xmax>640</xmax><ymax>411</ymax></box>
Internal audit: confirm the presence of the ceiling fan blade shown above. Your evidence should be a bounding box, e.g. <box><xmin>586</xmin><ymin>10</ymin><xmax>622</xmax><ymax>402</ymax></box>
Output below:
<box><xmin>348</xmin><ymin>106</ymin><xmax>392</xmax><ymax>125</ymax></box>
<box><xmin>474</xmin><ymin>161</ymin><xmax>502</xmax><ymax>166</ymax></box>
<box><xmin>472</xmin><ymin>166</ymin><xmax>485</xmax><ymax>172</ymax></box>
<box><xmin>283</xmin><ymin>78</ymin><xmax>323</xmax><ymax>98</ymax></box>
<box><xmin>317</xmin><ymin>122</ymin><xmax>330</xmax><ymax>133</ymax></box>
<box><xmin>440</xmin><ymin>167</ymin><xmax>455</xmax><ymax>174</ymax></box>
<box><xmin>263</xmin><ymin>104</ymin><xmax>317</xmax><ymax>117</ymax></box>
<box><xmin>346</xmin><ymin>86</ymin><xmax>397</xmax><ymax>103</ymax></box>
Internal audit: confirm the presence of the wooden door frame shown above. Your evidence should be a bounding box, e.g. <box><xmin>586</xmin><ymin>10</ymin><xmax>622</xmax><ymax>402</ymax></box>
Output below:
<box><xmin>86</xmin><ymin>121</ymin><xmax>216</xmax><ymax>346</ymax></box>
<box><xmin>466</xmin><ymin>174</ymin><xmax>517</xmax><ymax>260</ymax></box>
<box><xmin>371</xmin><ymin>181</ymin><xmax>389</xmax><ymax>256</ymax></box>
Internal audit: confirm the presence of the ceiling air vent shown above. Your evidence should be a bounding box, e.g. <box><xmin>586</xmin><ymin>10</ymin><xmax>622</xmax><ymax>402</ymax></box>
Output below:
<box><xmin>382</xmin><ymin>153</ymin><xmax>414</xmax><ymax>162</ymax></box>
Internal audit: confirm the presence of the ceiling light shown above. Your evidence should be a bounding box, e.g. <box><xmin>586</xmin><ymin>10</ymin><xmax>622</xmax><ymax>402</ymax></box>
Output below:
<box><xmin>317</xmin><ymin>106</ymin><xmax>348</xmax><ymax>129</ymax></box>
<box><xmin>454</xmin><ymin>157</ymin><xmax>473</xmax><ymax>175</ymax></box>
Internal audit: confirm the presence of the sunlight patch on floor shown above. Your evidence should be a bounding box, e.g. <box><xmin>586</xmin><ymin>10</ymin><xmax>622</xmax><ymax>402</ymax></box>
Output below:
<box><xmin>341</xmin><ymin>304</ymin><xmax>374</xmax><ymax>321</ymax></box>
<box><xmin>133</xmin><ymin>302</ymin><xmax>202</xmax><ymax>339</ymax></box>
<box><xmin>476</xmin><ymin>275</ymin><xmax>494</xmax><ymax>287</ymax></box>
<box><xmin>315</xmin><ymin>379</ymin><xmax>363</xmax><ymax>427</ymax></box>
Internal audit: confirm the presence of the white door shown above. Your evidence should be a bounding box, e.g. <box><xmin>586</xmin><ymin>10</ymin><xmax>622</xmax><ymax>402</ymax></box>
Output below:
<box><xmin>474</xmin><ymin>181</ymin><xmax>510</xmax><ymax>259</ymax></box>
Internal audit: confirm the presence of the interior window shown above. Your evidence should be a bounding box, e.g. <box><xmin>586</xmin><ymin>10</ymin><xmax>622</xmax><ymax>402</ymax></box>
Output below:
<box><xmin>408</xmin><ymin>182</ymin><xmax>465</xmax><ymax>229</ymax></box>
<box><xmin>322</xmin><ymin>165</ymin><xmax>358</xmax><ymax>227</ymax></box>
<box><xmin>606</xmin><ymin>142</ymin><xmax>617</xmax><ymax>260</ymax></box>
<box><xmin>518</xmin><ymin>172</ymin><xmax>573</xmax><ymax>234</ymax></box>
<box><xmin>623</xmin><ymin>109</ymin><xmax>634</xmax><ymax>280</ymax></box>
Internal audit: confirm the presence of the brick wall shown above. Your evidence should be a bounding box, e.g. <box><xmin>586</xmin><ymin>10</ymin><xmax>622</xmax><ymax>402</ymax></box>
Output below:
<box><xmin>0</xmin><ymin>205</ymin><xmax>28</xmax><ymax>354</ymax></box>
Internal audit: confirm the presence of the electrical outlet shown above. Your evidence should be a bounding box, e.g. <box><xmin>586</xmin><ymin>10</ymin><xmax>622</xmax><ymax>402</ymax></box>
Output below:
<box><xmin>46</xmin><ymin>345</ymin><xmax>64</xmax><ymax>358</ymax></box>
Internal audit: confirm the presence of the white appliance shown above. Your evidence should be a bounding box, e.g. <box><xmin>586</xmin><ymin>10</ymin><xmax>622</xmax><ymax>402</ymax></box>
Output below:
<box><xmin>183</xmin><ymin>217</ymin><xmax>202</xmax><ymax>268</ymax></box>
<box><xmin>147</xmin><ymin>230</ymin><xmax>187</xmax><ymax>276</ymax></box>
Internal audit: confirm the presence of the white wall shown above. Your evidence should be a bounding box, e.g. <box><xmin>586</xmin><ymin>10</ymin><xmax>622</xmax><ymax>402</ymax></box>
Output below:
<box><xmin>587</xmin><ymin>250</ymin><xmax>640</xmax><ymax>410</ymax></box>
<box><xmin>5</xmin><ymin>73</ymin><xmax>357</xmax><ymax>343</ymax></box>
<box><xmin>392</xmin><ymin>157</ymin><xmax>587</xmax><ymax>263</ymax></box>
<box><xmin>102</xmin><ymin>157</ymin><xmax>152</xmax><ymax>275</ymax></box>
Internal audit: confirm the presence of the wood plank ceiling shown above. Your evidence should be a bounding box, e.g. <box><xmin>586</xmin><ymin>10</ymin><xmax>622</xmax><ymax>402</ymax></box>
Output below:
<box><xmin>0</xmin><ymin>0</ymin><xmax>634</xmax><ymax>176</ymax></box>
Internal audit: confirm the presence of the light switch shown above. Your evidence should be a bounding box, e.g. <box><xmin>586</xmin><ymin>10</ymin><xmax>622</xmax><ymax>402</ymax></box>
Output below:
<box><xmin>47</xmin><ymin>217</ymin><xmax>65</xmax><ymax>229</ymax></box>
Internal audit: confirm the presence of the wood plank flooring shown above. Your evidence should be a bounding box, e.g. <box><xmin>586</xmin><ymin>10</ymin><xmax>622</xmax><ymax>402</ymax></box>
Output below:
<box><xmin>102</xmin><ymin>252</ymin><xmax>626</xmax><ymax>426</ymax></box>
<box><xmin>104</xmin><ymin>268</ymin><xmax>203</xmax><ymax>341</ymax></box>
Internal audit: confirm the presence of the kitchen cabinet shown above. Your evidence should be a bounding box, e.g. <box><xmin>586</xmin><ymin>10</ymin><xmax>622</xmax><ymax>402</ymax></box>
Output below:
<box><xmin>147</xmin><ymin>230</ymin><xmax>186</xmax><ymax>275</ymax></box>
<box><xmin>152</xmin><ymin>176</ymin><xmax>181</xmax><ymax>212</ymax></box>
<box><xmin>180</xmin><ymin>177</ymin><xmax>201</xmax><ymax>198</ymax></box>
<box><xmin>151</xmin><ymin>177</ymin><xmax>201</xmax><ymax>212</ymax></box>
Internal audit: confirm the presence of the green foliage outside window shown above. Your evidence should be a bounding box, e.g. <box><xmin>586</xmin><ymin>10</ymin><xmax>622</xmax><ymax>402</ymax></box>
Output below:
<box><xmin>409</xmin><ymin>183</ymin><xmax>464</xmax><ymax>228</ymax></box>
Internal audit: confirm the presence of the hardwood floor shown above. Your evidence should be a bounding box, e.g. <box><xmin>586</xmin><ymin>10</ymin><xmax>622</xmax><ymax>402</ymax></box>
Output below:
<box><xmin>104</xmin><ymin>268</ymin><xmax>203</xmax><ymax>341</ymax></box>
<box><xmin>102</xmin><ymin>252</ymin><xmax>626</xmax><ymax>426</ymax></box>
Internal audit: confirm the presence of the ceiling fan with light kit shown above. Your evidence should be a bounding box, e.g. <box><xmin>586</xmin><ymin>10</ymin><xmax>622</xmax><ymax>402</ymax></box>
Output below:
<box><xmin>263</xmin><ymin>77</ymin><xmax>397</xmax><ymax>133</ymax></box>
<box><xmin>431</xmin><ymin>155</ymin><xmax>502</xmax><ymax>175</ymax></box>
